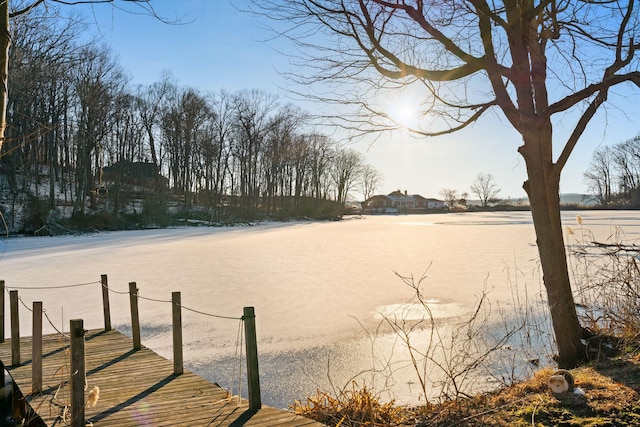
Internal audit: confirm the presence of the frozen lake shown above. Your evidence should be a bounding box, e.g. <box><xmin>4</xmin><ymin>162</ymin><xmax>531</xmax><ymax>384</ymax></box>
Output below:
<box><xmin>1</xmin><ymin>210</ymin><xmax>638</xmax><ymax>408</ymax></box>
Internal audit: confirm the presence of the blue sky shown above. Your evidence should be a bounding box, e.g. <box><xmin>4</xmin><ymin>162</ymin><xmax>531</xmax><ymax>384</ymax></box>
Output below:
<box><xmin>77</xmin><ymin>0</ymin><xmax>640</xmax><ymax>200</ymax></box>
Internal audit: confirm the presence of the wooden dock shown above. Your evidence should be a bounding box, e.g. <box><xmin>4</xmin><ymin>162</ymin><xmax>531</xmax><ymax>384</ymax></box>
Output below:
<box><xmin>0</xmin><ymin>329</ymin><xmax>323</xmax><ymax>426</ymax></box>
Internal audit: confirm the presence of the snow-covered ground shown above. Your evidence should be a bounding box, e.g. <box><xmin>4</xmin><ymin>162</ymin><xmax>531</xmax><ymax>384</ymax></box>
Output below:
<box><xmin>0</xmin><ymin>211</ymin><xmax>636</xmax><ymax>408</ymax></box>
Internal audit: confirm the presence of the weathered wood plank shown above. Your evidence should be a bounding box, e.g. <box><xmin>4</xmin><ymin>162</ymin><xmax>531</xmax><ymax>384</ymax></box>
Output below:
<box><xmin>0</xmin><ymin>329</ymin><xmax>323</xmax><ymax>427</ymax></box>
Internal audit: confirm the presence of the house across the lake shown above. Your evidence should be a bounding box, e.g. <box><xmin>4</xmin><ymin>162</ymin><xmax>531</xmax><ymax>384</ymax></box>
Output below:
<box><xmin>102</xmin><ymin>161</ymin><xmax>169</xmax><ymax>191</ymax></box>
<box><xmin>363</xmin><ymin>190</ymin><xmax>446</xmax><ymax>213</ymax></box>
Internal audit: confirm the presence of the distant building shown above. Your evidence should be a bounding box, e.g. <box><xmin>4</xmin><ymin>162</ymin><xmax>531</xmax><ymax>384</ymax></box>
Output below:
<box><xmin>102</xmin><ymin>161</ymin><xmax>169</xmax><ymax>191</ymax></box>
<box><xmin>363</xmin><ymin>190</ymin><xmax>445</xmax><ymax>213</ymax></box>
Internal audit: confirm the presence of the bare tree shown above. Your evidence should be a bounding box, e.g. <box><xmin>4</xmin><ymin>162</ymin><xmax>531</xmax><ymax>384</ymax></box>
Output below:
<box><xmin>307</xmin><ymin>133</ymin><xmax>335</xmax><ymax>201</ymax></box>
<box><xmin>332</xmin><ymin>148</ymin><xmax>363</xmax><ymax>206</ymax></box>
<box><xmin>584</xmin><ymin>146</ymin><xmax>614</xmax><ymax>206</ymax></box>
<box><xmin>6</xmin><ymin>8</ymin><xmax>83</xmax><ymax>209</ymax></box>
<box><xmin>0</xmin><ymin>0</ymin><xmax>162</xmax><ymax>155</ymax></box>
<box><xmin>360</xmin><ymin>164</ymin><xmax>383</xmax><ymax>201</ymax></box>
<box><xmin>439</xmin><ymin>188</ymin><xmax>459</xmax><ymax>210</ymax></box>
<box><xmin>252</xmin><ymin>0</ymin><xmax>640</xmax><ymax>367</ymax></box>
<box><xmin>261</xmin><ymin>104</ymin><xmax>307</xmax><ymax>212</ymax></box>
<box><xmin>231</xmin><ymin>89</ymin><xmax>278</xmax><ymax>212</ymax></box>
<box><xmin>136</xmin><ymin>73</ymin><xmax>177</xmax><ymax>169</ymax></box>
<box><xmin>470</xmin><ymin>173</ymin><xmax>501</xmax><ymax>208</ymax></box>
<box><xmin>161</xmin><ymin>88</ymin><xmax>211</xmax><ymax>203</ymax></box>
<box><xmin>205</xmin><ymin>90</ymin><xmax>235</xmax><ymax>209</ymax></box>
<box><xmin>72</xmin><ymin>44</ymin><xmax>127</xmax><ymax>215</ymax></box>
<box><xmin>611</xmin><ymin>136</ymin><xmax>640</xmax><ymax>198</ymax></box>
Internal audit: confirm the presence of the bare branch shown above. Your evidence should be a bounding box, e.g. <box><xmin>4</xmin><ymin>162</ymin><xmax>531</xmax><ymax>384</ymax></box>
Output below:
<box><xmin>9</xmin><ymin>0</ymin><xmax>46</xmax><ymax>18</ymax></box>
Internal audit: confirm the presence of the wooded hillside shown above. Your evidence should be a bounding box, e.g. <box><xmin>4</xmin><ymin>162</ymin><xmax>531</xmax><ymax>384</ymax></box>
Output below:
<box><xmin>0</xmin><ymin>8</ymin><xmax>377</xmax><ymax>234</ymax></box>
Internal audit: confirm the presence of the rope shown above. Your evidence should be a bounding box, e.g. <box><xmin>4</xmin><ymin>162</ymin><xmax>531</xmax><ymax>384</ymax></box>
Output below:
<box><xmin>5</xmin><ymin>274</ymin><xmax>248</xmax><ymax>342</ymax></box>
<box><xmin>6</xmin><ymin>281</ymin><xmax>100</xmax><ymax>290</ymax></box>
<box><xmin>136</xmin><ymin>294</ymin><xmax>172</xmax><ymax>304</ymax></box>
<box><xmin>180</xmin><ymin>304</ymin><xmax>243</xmax><ymax>321</ymax></box>
<box><xmin>7</xmin><ymin>281</ymin><xmax>244</xmax><ymax>336</ymax></box>
<box><xmin>17</xmin><ymin>295</ymin><xmax>69</xmax><ymax>337</ymax></box>
<box><xmin>5</xmin><ymin>279</ymin><xmax>242</xmax><ymax>321</ymax></box>
<box><xmin>17</xmin><ymin>295</ymin><xmax>33</xmax><ymax>312</ymax></box>
<box><xmin>43</xmin><ymin>309</ymin><xmax>69</xmax><ymax>338</ymax></box>
<box><xmin>99</xmin><ymin>281</ymin><xmax>243</xmax><ymax>320</ymax></box>
<box><xmin>235</xmin><ymin>318</ymin><xmax>244</xmax><ymax>404</ymax></box>
<box><xmin>102</xmin><ymin>286</ymin><xmax>130</xmax><ymax>295</ymax></box>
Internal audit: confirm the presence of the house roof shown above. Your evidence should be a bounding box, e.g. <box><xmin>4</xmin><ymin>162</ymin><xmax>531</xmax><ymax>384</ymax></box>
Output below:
<box><xmin>364</xmin><ymin>192</ymin><xmax>444</xmax><ymax>204</ymax></box>
<box><xmin>103</xmin><ymin>161</ymin><xmax>161</xmax><ymax>178</ymax></box>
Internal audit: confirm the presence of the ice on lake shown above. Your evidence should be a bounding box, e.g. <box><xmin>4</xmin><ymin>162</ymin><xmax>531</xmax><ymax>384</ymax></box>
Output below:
<box><xmin>1</xmin><ymin>210</ymin><xmax>635</xmax><ymax>408</ymax></box>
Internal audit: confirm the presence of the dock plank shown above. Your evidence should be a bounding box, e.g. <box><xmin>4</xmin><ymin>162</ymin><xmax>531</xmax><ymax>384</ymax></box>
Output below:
<box><xmin>0</xmin><ymin>329</ymin><xmax>324</xmax><ymax>426</ymax></box>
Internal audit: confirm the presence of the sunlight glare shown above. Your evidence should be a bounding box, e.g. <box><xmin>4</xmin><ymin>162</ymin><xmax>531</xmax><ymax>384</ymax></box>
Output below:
<box><xmin>375</xmin><ymin>301</ymin><xmax>469</xmax><ymax>321</ymax></box>
<box><xmin>384</xmin><ymin>95</ymin><xmax>422</xmax><ymax>129</ymax></box>
<box><xmin>387</xmin><ymin>102</ymin><xmax>419</xmax><ymax>128</ymax></box>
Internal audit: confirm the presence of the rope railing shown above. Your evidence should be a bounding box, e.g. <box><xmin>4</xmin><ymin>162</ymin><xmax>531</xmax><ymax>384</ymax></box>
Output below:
<box><xmin>3</xmin><ymin>278</ymin><xmax>243</xmax><ymax>321</ymax></box>
<box><xmin>13</xmin><ymin>294</ymin><xmax>68</xmax><ymax>338</ymax></box>
<box><xmin>6</xmin><ymin>281</ymin><xmax>101</xmax><ymax>290</ymax></box>
<box><xmin>0</xmin><ymin>273</ymin><xmax>262</xmax><ymax>422</ymax></box>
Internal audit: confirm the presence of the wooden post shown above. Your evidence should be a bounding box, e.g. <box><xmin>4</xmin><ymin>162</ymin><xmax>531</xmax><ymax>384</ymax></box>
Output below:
<box><xmin>243</xmin><ymin>306</ymin><xmax>261</xmax><ymax>410</ymax></box>
<box><xmin>0</xmin><ymin>279</ymin><xmax>4</xmax><ymax>343</ymax></box>
<box><xmin>70</xmin><ymin>319</ymin><xmax>85</xmax><ymax>427</ymax></box>
<box><xmin>101</xmin><ymin>274</ymin><xmax>112</xmax><ymax>331</ymax></box>
<box><xmin>129</xmin><ymin>282</ymin><xmax>141</xmax><ymax>351</ymax></box>
<box><xmin>32</xmin><ymin>301</ymin><xmax>42</xmax><ymax>393</ymax></box>
<box><xmin>9</xmin><ymin>290</ymin><xmax>19</xmax><ymax>366</ymax></box>
<box><xmin>172</xmin><ymin>292</ymin><xmax>183</xmax><ymax>375</ymax></box>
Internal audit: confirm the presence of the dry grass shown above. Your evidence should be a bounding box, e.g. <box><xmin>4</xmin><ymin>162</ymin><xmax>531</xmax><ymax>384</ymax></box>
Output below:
<box><xmin>293</xmin><ymin>353</ymin><xmax>640</xmax><ymax>426</ymax></box>
<box><xmin>291</xmin><ymin>382</ymin><xmax>409</xmax><ymax>426</ymax></box>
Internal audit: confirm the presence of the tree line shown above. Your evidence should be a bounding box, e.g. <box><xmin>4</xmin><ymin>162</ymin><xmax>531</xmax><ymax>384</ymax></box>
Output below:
<box><xmin>584</xmin><ymin>134</ymin><xmax>640</xmax><ymax>207</ymax></box>
<box><xmin>0</xmin><ymin>9</ymin><xmax>381</xmax><ymax>232</ymax></box>
<box><xmin>438</xmin><ymin>173</ymin><xmax>503</xmax><ymax>210</ymax></box>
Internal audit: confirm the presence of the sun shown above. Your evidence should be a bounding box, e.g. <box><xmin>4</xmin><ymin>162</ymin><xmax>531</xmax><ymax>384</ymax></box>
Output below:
<box><xmin>385</xmin><ymin>98</ymin><xmax>421</xmax><ymax>129</ymax></box>
<box><xmin>391</xmin><ymin>104</ymin><xmax>418</xmax><ymax>127</ymax></box>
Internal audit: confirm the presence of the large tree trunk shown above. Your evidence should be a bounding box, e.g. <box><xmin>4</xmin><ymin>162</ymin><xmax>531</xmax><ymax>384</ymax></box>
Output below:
<box><xmin>520</xmin><ymin>121</ymin><xmax>585</xmax><ymax>368</ymax></box>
